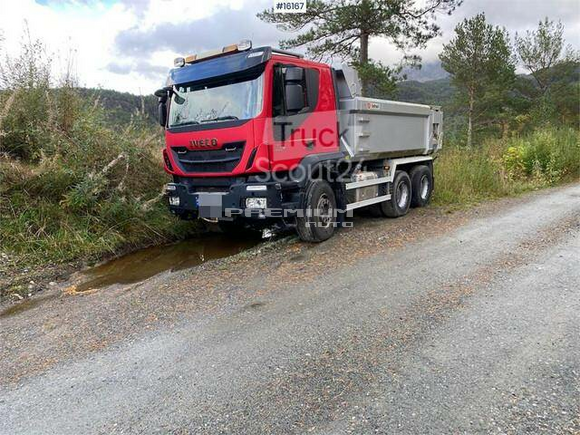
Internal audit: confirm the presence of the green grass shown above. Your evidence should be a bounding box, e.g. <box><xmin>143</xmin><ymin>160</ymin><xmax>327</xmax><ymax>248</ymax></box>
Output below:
<box><xmin>0</xmin><ymin>87</ymin><xmax>199</xmax><ymax>271</ymax></box>
<box><xmin>433</xmin><ymin>127</ymin><xmax>580</xmax><ymax>206</ymax></box>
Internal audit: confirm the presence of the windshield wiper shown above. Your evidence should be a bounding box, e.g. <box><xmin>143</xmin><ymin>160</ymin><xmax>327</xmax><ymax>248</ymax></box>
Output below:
<box><xmin>200</xmin><ymin>116</ymin><xmax>239</xmax><ymax>123</ymax></box>
<box><xmin>174</xmin><ymin>120</ymin><xmax>200</xmax><ymax>127</ymax></box>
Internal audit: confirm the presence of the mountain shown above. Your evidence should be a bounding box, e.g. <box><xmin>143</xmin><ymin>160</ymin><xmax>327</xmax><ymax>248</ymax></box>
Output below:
<box><xmin>394</xmin><ymin>77</ymin><xmax>454</xmax><ymax>106</ymax></box>
<box><xmin>401</xmin><ymin>62</ymin><xmax>449</xmax><ymax>82</ymax></box>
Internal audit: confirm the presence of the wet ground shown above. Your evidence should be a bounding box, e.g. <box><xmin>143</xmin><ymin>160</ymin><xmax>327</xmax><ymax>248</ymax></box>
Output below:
<box><xmin>73</xmin><ymin>233</ymin><xmax>260</xmax><ymax>292</ymax></box>
<box><xmin>0</xmin><ymin>234</ymin><xmax>261</xmax><ymax>317</ymax></box>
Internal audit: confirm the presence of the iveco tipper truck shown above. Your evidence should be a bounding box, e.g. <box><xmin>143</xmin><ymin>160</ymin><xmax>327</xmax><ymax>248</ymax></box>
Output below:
<box><xmin>155</xmin><ymin>40</ymin><xmax>443</xmax><ymax>242</ymax></box>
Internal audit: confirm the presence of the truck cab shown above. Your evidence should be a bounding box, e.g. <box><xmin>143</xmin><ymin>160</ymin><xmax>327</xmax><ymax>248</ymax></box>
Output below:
<box><xmin>157</xmin><ymin>40</ymin><xmax>442</xmax><ymax>242</ymax></box>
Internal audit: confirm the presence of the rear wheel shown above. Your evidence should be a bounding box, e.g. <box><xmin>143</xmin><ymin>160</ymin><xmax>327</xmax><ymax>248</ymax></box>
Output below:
<box><xmin>410</xmin><ymin>165</ymin><xmax>433</xmax><ymax>208</ymax></box>
<box><xmin>296</xmin><ymin>180</ymin><xmax>337</xmax><ymax>242</ymax></box>
<box><xmin>377</xmin><ymin>170</ymin><xmax>412</xmax><ymax>218</ymax></box>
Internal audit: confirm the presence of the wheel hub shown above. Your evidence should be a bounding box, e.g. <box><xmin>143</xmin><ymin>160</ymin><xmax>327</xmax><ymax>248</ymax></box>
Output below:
<box><xmin>397</xmin><ymin>183</ymin><xmax>409</xmax><ymax>209</ymax></box>
<box><xmin>316</xmin><ymin>194</ymin><xmax>333</xmax><ymax>228</ymax></box>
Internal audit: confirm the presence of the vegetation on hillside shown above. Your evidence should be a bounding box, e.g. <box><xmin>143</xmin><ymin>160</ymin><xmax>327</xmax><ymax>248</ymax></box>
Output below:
<box><xmin>434</xmin><ymin>127</ymin><xmax>580</xmax><ymax>205</ymax></box>
<box><xmin>0</xmin><ymin>34</ymin><xmax>198</xmax><ymax>293</ymax></box>
<box><xmin>436</xmin><ymin>16</ymin><xmax>578</xmax><ymax>146</ymax></box>
<box><xmin>76</xmin><ymin>88</ymin><xmax>158</xmax><ymax>129</ymax></box>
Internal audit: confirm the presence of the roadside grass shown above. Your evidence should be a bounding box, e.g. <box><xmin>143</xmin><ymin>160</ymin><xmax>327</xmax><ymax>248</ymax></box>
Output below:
<box><xmin>433</xmin><ymin>127</ymin><xmax>580</xmax><ymax>206</ymax></box>
<box><xmin>0</xmin><ymin>87</ymin><xmax>199</xmax><ymax>298</ymax></box>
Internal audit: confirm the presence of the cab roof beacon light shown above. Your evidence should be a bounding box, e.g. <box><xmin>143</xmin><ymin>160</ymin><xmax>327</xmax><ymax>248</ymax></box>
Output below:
<box><xmin>174</xmin><ymin>40</ymin><xmax>254</xmax><ymax>67</ymax></box>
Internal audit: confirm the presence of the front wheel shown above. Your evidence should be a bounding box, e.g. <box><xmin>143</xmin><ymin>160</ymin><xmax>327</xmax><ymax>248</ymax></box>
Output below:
<box><xmin>296</xmin><ymin>180</ymin><xmax>337</xmax><ymax>242</ymax></box>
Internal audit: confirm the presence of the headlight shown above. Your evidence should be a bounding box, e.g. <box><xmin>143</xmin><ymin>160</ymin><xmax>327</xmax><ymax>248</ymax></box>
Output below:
<box><xmin>169</xmin><ymin>196</ymin><xmax>180</xmax><ymax>206</ymax></box>
<box><xmin>245</xmin><ymin>197</ymin><xmax>267</xmax><ymax>209</ymax></box>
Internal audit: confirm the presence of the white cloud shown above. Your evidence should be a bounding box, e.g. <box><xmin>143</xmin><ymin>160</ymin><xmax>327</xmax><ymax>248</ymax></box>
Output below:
<box><xmin>0</xmin><ymin>0</ymin><xmax>578</xmax><ymax>94</ymax></box>
<box><xmin>0</xmin><ymin>0</ymin><xmax>258</xmax><ymax>94</ymax></box>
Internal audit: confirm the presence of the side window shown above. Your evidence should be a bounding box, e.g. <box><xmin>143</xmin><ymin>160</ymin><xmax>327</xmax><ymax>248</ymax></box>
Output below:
<box><xmin>272</xmin><ymin>64</ymin><xmax>320</xmax><ymax>142</ymax></box>
<box><xmin>272</xmin><ymin>64</ymin><xmax>320</xmax><ymax>117</ymax></box>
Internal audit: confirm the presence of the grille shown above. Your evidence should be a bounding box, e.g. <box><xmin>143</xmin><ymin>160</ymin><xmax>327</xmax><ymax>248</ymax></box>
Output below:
<box><xmin>172</xmin><ymin>141</ymin><xmax>245</xmax><ymax>173</ymax></box>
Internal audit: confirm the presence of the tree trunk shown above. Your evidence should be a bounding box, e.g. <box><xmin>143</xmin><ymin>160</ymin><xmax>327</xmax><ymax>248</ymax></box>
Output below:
<box><xmin>467</xmin><ymin>91</ymin><xmax>474</xmax><ymax>148</ymax></box>
<box><xmin>360</xmin><ymin>32</ymin><xmax>369</xmax><ymax>96</ymax></box>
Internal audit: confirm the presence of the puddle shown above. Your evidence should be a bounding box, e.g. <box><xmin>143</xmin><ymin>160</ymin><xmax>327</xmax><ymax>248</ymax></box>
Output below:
<box><xmin>0</xmin><ymin>294</ymin><xmax>59</xmax><ymax>319</ymax></box>
<box><xmin>74</xmin><ymin>234</ymin><xmax>260</xmax><ymax>292</ymax></box>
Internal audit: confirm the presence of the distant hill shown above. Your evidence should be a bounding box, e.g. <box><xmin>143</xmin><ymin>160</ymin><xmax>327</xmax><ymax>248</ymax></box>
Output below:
<box><xmin>394</xmin><ymin>77</ymin><xmax>454</xmax><ymax>106</ymax></box>
<box><xmin>77</xmin><ymin>88</ymin><xmax>158</xmax><ymax>128</ymax></box>
<box><xmin>401</xmin><ymin>61</ymin><xmax>449</xmax><ymax>82</ymax></box>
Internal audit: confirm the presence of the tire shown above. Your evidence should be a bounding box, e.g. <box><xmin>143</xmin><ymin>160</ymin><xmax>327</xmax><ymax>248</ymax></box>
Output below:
<box><xmin>378</xmin><ymin>170</ymin><xmax>412</xmax><ymax>218</ymax></box>
<box><xmin>409</xmin><ymin>165</ymin><xmax>433</xmax><ymax>208</ymax></box>
<box><xmin>296</xmin><ymin>180</ymin><xmax>337</xmax><ymax>242</ymax></box>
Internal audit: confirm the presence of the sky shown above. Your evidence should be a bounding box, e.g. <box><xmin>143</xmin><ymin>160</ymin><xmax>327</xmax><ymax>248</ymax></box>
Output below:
<box><xmin>0</xmin><ymin>0</ymin><xmax>578</xmax><ymax>94</ymax></box>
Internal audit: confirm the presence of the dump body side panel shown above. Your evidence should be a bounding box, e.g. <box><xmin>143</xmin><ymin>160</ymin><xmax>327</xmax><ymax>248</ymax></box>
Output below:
<box><xmin>339</xmin><ymin>97</ymin><xmax>442</xmax><ymax>160</ymax></box>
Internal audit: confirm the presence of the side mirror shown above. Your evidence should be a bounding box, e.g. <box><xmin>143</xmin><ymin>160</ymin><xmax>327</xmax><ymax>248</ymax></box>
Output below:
<box><xmin>285</xmin><ymin>66</ymin><xmax>303</xmax><ymax>82</ymax></box>
<box><xmin>158</xmin><ymin>101</ymin><xmax>167</xmax><ymax>127</ymax></box>
<box><xmin>155</xmin><ymin>88</ymin><xmax>168</xmax><ymax>127</ymax></box>
<box><xmin>285</xmin><ymin>83</ymin><xmax>305</xmax><ymax>113</ymax></box>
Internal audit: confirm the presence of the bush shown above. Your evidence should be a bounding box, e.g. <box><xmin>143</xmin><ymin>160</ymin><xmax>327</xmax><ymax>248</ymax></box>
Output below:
<box><xmin>0</xmin><ymin>35</ymin><xmax>199</xmax><ymax>268</ymax></box>
<box><xmin>502</xmin><ymin>128</ymin><xmax>580</xmax><ymax>184</ymax></box>
<box><xmin>434</xmin><ymin>127</ymin><xmax>580</xmax><ymax>206</ymax></box>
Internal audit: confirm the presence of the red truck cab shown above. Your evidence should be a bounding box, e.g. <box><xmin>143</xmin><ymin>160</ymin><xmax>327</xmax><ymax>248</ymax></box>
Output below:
<box><xmin>157</xmin><ymin>42</ymin><xmax>344</xmax><ymax>233</ymax></box>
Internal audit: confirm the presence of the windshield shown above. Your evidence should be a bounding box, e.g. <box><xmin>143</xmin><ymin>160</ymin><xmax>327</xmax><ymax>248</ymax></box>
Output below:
<box><xmin>168</xmin><ymin>71</ymin><xmax>264</xmax><ymax>128</ymax></box>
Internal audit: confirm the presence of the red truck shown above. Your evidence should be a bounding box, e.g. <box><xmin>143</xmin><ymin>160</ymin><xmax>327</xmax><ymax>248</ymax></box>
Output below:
<box><xmin>155</xmin><ymin>40</ymin><xmax>442</xmax><ymax>242</ymax></box>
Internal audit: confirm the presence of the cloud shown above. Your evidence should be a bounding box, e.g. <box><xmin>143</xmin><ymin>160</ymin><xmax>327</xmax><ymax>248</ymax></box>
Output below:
<box><xmin>112</xmin><ymin>4</ymin><xmax>283</xmax><ymax>58</ymax></box>
<box><xmin>1</xmin><ymin>0</ymin><xmax>578</xmax><ymax>94</ymax></box>
<box><xmin>106</xmin><ymin>59</ymin><xmax>167</xmax><ymax>79</ymax></box>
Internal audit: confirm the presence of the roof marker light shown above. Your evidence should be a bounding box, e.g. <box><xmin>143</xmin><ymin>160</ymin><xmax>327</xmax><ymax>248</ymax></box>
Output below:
<box><xmin>222</xmin><ymin>44</ymin><xmax>238</xmax><ymax>53</ymax></box>
<box><xmin>179</xmin><ymin>39</ymin><xmax>253</xmax><ymax>66</ymax></box>
<box><xmin>237</xmin><ymin>39</ymin><xmax>252</xmax><ymax>51</ymax></box>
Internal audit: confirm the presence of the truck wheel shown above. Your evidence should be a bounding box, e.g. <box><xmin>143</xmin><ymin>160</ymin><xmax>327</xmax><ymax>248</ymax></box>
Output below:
<box><xmin>409</xmin><ymin>165</ymin><xmax>433</xmax><ymax>208</ymax></box>
<box><xmin>296</xmin><ymin>180</ymin><xmax>336</xmax><ymax>242</ymax></box>
<box><xmin>379</xmin><ymin>170</ymin><xmax>412</xmax><ymax>218</ymax></box>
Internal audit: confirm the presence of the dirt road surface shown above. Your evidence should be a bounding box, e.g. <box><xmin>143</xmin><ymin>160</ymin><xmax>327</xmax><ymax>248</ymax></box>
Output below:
<box><xmin>1</xmin><ymin>184</ymin><xmax>579</xmax><ymax>434</ymax></box>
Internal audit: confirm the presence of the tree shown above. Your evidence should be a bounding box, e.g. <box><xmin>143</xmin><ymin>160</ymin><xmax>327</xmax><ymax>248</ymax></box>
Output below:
<box><xmin>258</xmin><ymin>0</ymin><xmax>461</xmax><ymax>96</ymax></box>
<box><xmin>515</xmin><ymin>18</ymin><xmax>570</xmax><ymax>94</ymax></box>
<box><xmin>514</xmin><ymin>18</ymin><xmax>579</xmax><ymax>127</ymax></box>
<box><xmin>439</xmin><ymin>13</ymin><xmax>515</xmax><ymax>147</ymax></box>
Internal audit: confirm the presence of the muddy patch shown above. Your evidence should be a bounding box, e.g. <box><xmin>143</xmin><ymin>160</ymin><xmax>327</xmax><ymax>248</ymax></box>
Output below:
<box><xmin>73</xmin><ymin>234</ymin><xmax>260</xmax><ymax>292</ymax></box>
<box><xmin>0</xmin><ymin>293</ymin><xmax>60</xmax><ymax>319</ymax></box>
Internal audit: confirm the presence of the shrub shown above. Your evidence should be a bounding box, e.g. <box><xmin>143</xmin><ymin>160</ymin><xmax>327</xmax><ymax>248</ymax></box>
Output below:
<box><xmin>502</xmin><ymin>128</ymin><xmax>580</xmax><ymax>184</ymax></box>
<box><xmin>0</xmin><ymin>34</ymin><xmax>199</xmax><ymax>268</ymax></box>
<box><xmin>434</xmin><ymin>127</ymin><xmax>580</xmax><ymax>206</ymax></box>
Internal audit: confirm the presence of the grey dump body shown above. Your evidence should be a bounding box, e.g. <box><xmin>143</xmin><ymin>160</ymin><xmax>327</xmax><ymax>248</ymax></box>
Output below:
<box><xmin>336</xmin><ymin>65</ymin><xmax>443</xmax><ymax>161</ymax></box>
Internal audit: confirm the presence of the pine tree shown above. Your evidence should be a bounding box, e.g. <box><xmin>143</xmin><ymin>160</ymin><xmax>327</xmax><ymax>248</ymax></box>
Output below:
<box><xmin>439</xmin><ymin>13</ymin><xmax>514</xmax><ymax>147</ymax></box>
<box><xmin>259</xmin><ymin>0</ymin><xmax>461</xmax><ymax>96</ymax></box>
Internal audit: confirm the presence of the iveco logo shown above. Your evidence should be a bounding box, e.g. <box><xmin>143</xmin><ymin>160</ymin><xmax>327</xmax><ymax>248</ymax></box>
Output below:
<box><xmin>190</xmin><ymin>138</ymin><xmax>218</xmax><ymax>148</ymax></box>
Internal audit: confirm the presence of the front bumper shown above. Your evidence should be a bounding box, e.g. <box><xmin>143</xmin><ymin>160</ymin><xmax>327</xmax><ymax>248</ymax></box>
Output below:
<box><xmin>166</xmin><ymin>179</ymin><xmax>289</xmax><ymax>220</ymax></box>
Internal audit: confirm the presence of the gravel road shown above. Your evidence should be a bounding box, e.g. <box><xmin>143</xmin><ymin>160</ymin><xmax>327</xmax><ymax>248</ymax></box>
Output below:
<box><xmin>1</xmin><ymin>184</ymin><xmax>579</xmax><ymax>434</ymax></box>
